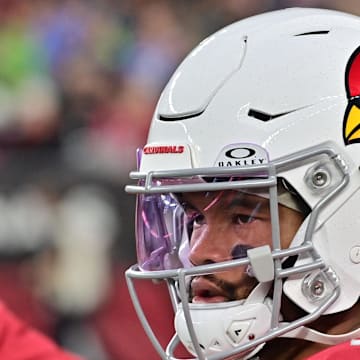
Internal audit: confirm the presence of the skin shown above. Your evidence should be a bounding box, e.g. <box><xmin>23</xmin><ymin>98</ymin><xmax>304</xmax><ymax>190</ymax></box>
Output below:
<box><xmin>180</xmin><ymin>189</ymin><xmax>360</xmax><ymax>359</ymax></box>
<box><xmin>182</xmin><ymin>190</ymin><xmax>302</xmax><ymax>302</ymax></box>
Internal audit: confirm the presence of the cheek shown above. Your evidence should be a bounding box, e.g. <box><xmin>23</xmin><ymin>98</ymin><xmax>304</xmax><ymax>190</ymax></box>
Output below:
<box><xmin>234</xmin><ymin>275</ymin><xmax>259</xmax><ymax>299</ymax></box>
<box><xmin>189</xmin><ymin>226</ymin><xmax>204</xmax><ymax>246</ymax></box>
<box><xmin>233</xmin><ymin>221</ymin><xmax>273</xmax><ymax>248</ymax></box>
<box><xmin>279</xmin><ymin>209</ymin><xmax>304</xmax><ymax>248</ymax></box>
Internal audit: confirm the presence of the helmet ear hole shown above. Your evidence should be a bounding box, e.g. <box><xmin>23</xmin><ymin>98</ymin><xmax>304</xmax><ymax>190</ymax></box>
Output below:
<box><xmin>278</xmin><ymin>178</ymin><xmax>311</xmax><ymax>216</ymax></box>
<box><xmin>282</xmin><ymin>254</ymin><xmax>298</xmax><ymax>270</ymax></box>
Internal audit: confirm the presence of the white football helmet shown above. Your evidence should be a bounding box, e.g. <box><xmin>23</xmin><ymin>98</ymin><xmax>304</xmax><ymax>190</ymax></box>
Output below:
<box><xmin>125</xmin><ymin>8</ymin><xmax>360</xmax><ymax>360</ymax></box>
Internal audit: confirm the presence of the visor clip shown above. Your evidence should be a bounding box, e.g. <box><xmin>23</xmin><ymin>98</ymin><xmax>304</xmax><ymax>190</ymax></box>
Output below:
<box><xmin>247</xmin><ymin>245</ymin><xmax>274</xmax><ymax>282</ymax></box>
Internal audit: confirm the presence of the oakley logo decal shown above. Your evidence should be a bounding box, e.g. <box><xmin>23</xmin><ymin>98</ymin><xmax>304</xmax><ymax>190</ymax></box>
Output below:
<box><xmin>216</xmin><ymin>144</ymin><xmax>268</xmax><ymax>167</ymax></box>
<box><xmin>225</xmin><ymin>147</ymin><xmax>256</xmax><ymax>159</ymax></box>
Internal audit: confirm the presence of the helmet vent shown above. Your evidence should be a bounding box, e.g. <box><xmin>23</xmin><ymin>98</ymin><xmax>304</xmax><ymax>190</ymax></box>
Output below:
<box><xmin>294</xmin><ymin>30</ymin><xmax>330</xmax><ymax>36</ymax></box>
<box><xmin>159</xmin><ymin>110</ymin><xmax>204</xmax><ymax>121</ymax></box>
<box><xmin>248</xmin><ymin>108</ymin><xmax>294</xmax><ymax>122</ymax></box>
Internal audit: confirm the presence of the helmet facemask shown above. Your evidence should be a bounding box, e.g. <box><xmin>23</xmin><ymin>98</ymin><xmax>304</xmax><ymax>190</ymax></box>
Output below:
<box><xmin>125</xmin><ymin>148</ymin><xmax>350</xmax><ymax>360</ymax></box>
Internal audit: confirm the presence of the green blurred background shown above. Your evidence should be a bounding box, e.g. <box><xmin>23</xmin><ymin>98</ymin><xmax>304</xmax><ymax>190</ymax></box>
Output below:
<box><xmin>0</xmin><ymin>1</ymin><xmax>358</xmax><ymax>359</ymax></box>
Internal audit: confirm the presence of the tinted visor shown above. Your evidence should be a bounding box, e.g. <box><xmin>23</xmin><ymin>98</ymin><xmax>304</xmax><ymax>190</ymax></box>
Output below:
<box><xmin>136</xmin><ymin>177</ymin><xmax>273</xmax><ymax>271</ymax></box>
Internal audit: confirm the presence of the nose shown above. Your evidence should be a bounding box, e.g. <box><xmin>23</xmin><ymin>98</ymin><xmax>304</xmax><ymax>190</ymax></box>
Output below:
<box><xmin>189</xmin><ymin>225</ymin><xmax>235</xmax><ymax>266</ymax></box>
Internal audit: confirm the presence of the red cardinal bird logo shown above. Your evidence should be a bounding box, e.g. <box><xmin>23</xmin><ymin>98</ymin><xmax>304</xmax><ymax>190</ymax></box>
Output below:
<box><xmin>344</xmin><ymin>47</ymin><xmax>360</xmax><ymax>145</ymax></box>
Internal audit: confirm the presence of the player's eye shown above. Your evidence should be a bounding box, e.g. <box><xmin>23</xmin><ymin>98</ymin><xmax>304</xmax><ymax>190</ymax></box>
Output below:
<box><xmin>233</xmin><ymin>213</ymin><xmax>255</xmax><ymax>225</ymax></box>
<box><xmin>192</xmin><ymin>213</ymin><xmax>206</xmax><ymax>226</ymax></box>
<box><xmin>183</xmin><ymin>203</ymin><xmax>205</xmax><ymax>227</ymax></box>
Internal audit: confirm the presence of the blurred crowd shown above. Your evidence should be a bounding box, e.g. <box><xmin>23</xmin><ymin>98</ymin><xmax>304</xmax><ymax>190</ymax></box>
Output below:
<box><xmin>0</xmin><ymin>0</ymin><xmax>359</xmax><ymax>359</ymax></box>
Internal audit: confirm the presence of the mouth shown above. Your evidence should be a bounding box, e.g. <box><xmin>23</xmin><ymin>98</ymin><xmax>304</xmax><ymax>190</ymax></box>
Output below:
<box><xmin>190</xmin><ymin>277</ymin><xmax>230</xmax><ymax>304</ymax></box>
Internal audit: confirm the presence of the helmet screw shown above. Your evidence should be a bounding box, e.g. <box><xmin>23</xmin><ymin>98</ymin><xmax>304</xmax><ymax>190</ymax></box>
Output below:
<box><xmin>312</xmin><ymin>170</ymin><xmax>328</xmax><ymax>188</ymax></box>
<box><xmin>311</xmin><ymin>279</ymin><xmax>325</xmax><ymax>296</ymax></box>
<box><xmin>350</xmin><ymin>245</ymin><xmax>360</xmax><ymax>264</ymax></box>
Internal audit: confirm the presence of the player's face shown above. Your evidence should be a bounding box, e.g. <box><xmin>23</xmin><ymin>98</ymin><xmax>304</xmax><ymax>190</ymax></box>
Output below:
<box><xmin>181</xmin><ymin>190</ymin><xmax>304</xmax><ymax>303</ymax></box>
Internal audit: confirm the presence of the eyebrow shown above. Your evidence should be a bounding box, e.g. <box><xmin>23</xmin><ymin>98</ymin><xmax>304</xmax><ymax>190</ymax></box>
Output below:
<box><xmin>181</xmin><ymin>191</ymin><xmax>269</xmax><ymax>214</ymax></box>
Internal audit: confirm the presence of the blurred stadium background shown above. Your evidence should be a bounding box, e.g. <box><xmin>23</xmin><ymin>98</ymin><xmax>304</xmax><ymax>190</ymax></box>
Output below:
<box><xmin>0</xmin><ymin>1</ymin><xmax>358</xmax><ymax>359</ymax></box>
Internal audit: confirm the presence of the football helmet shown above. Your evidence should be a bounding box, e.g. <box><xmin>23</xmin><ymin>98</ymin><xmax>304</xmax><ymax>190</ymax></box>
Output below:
<box><xmin>125</xmin><ymin>8</ymin><xmax>360</xmax><ymax>360</ymax></box>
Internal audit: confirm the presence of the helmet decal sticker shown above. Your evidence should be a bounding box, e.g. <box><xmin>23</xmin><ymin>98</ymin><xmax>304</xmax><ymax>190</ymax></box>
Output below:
<box><xmin>215</xmin><ymin>143</ymin><xmax>269</xmax><ymax>167</ymax></box>
<box><xmin>344</xmin><ymin>46</ymin><xmax>360</xmax><ymax>145</ymax></box>
<box><xmin>143</xmin><ymin>145</ymin><xmax>185</xmax><ymax>154</ymax></box>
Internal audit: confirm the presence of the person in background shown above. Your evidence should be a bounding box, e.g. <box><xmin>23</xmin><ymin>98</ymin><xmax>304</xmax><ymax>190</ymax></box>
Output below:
<box><xmin>0</xmin><ymin>300</ymin><xmax>82</xmax><ymax>359</ymax></box>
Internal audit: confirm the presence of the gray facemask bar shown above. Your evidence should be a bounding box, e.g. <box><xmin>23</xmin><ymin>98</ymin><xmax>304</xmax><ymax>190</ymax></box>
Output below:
<box><xmin>125</xmin><ymin>143</ymin><xmax>349</xmax><ymax>360</ymax></box>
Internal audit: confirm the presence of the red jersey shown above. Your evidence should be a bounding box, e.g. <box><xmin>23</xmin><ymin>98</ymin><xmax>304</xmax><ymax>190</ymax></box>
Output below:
<box><xmin>307</xmin><ymin>340</ymin><xmax>360</xmax><ymax>360</ymax></box>
<box><xmin>0</xmin><ymin>301</ymin><xmax>82</xmax><ymax>360</ymax></box>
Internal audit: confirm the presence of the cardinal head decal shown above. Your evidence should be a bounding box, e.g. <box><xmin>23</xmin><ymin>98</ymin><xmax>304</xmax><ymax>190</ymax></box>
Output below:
<box><xmin>344</xmin><ymin>47</ymin><xmax>360</xmax><ymax>145</ymax></box>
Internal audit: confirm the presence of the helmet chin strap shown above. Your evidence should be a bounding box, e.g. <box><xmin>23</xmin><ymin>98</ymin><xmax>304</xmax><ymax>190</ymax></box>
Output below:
<box><xmin>175</xmin><ymin>279</ymin><xmax>360</xmax><ymax>360</ymax></box>
<box><xmin>174</xmin><ymin>281</ymin><xmax>273</xmax><ymax>360</ymax></box>
<box><xmin>240</xmin><ymin>283</ymin><xmax>273</xmax><ymax>359</ymax></box>
<box><xmin>281</xmin><ymin>323</ymin><xmax>360</xmax><ymax>345</ymax></box>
